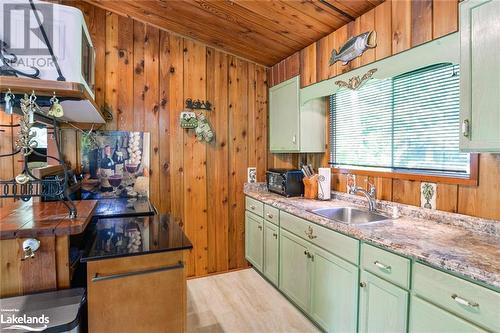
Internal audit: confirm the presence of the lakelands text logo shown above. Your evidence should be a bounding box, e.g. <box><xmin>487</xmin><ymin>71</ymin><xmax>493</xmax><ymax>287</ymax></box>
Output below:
<box><xmin>0</xmin><ymin>310</ymin><xmax>49</xmax><ymax>332</ymax></box>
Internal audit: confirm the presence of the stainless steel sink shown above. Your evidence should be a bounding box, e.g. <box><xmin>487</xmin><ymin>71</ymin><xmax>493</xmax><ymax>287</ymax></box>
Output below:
<box><xmin>310</xmin><ymin>207</ymin><xmax>390</xmax><ymax>225</ymax></box>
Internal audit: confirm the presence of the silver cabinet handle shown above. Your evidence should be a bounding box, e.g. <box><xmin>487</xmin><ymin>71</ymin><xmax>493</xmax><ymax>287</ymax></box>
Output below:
<box><xmin>451</xmin><ymin>294</ymin><xmax>479</xmax><ymax>308</ymax></box>
<box><xmin>462</xmin><ymin>119</ymin><xmax>470</xmax><ymax>138</ymax></box>
<box><xmin>92</xmin><ymin>262</ymin><xmax>184</xmax><ymax>282</ymax></box>
<box><xmin>292</xmin><ymin>135</ymin><xmax>296</xmax><ymax>144</ymax></box>
<box><xmin>272</xmin><ymin>233</ymin><xmax>277</xmax><ymax>239</ymax></box>
<box><xmin>266</xmin><ymin>213</ymin><xmax>273</xmax><ymax>219</ymax></box>
<box><xmin>303</xmin><ymin>250</ymin><xmax>313</xmax><ymax>260</ymax></box>
<box><xmin>374</xmin><ymin>261</ymin><xmax>391</xmax><ymax>271</ymax></box>
<box><xmin>250</xmin><ymin>205</ymin><xmax>256</xmax><ymax>210</ymax></box>
<box><xmin>359</xmin><ymin>282</ymin><xmax>367</xmax><ymax>288</ymax></box>
<box><xmin>258</xmin><ymin>225</ymin><xmax>262</xmax><ymax>230</ymax></box>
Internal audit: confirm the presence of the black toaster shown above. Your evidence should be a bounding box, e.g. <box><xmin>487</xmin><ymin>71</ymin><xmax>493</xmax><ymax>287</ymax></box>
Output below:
<box><xmin>266</xmin><ymin>169</ymin><xmax>304</xmax><ymax>197</ymax></box>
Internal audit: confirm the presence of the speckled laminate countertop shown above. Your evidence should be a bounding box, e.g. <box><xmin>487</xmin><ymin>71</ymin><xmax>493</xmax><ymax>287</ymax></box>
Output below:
<box><xmin>244</xmin><ymin>183</ymin><xmax>500</xmax><ymax>290</ymax></box>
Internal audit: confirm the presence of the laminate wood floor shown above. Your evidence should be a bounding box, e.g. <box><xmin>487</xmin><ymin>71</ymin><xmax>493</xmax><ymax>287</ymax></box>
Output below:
<box><xmin>187</xmin><ymin>268</ymin><xmax>320</xmax><ymax>333</ymax></box>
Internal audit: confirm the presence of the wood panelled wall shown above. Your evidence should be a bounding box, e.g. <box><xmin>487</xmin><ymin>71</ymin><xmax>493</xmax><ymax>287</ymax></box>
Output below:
<box><xmin>268</xmin><ymin>0</ymin><xmax>500</xmax><ymax>221</ymax></box>
<box><xmin>59</xmin><ymin>2</ymin><xmax>268</xmax><ymax>277</ymax></box>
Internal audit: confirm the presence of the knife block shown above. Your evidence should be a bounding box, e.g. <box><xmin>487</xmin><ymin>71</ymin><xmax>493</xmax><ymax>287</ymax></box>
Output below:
<box><xmin>303</xmin><ymin>175</ymin><xmax>318</xmax><ymax>199</ymax></box>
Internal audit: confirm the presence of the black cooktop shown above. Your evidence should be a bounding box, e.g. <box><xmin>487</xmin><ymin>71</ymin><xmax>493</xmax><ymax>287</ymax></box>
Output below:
<box><xmin>90</xmin><ymin>197</ymin><xmax>156</xmax><ymax>219</ymax></box>
<box><xmin>81</xmin><ymin>214</ymin><xmax>192</xmax><ymax>262</ymax></box>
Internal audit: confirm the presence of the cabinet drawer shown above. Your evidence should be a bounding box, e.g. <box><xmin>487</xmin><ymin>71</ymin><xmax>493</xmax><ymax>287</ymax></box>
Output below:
<box><xmin>413</xmin><ymin>263</ymin><xmax>500</xmax><ymax>332</ymax></box>
<box><xmin>409</xmin><ymin>296</ymin><xmax>487</xmax><ymax>333</ymax></box>
<box><xmin>245</xmin><ymin>196</ymin><xmax>263</xmax><ymax>216</ymax></box>
<box><xmin>361</xmin><ymin>243</ymin><xmax>411</xmax><ymax>289</ymax></box>
<box><xmin>264</xmin><ymin>204</ymin><xmax>279</xmax><ymax>225</ymax></box>
<box><xmin>280</xmin><ymin>211</ymin><xmax>359</xmax><ymax>265</ymax></box>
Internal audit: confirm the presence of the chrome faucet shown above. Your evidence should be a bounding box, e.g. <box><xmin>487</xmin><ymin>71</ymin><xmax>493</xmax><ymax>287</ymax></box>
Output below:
<box><xmin>351</xmin><ymin>185</ymin><xmax>377</xmax><ymax>212</ymax></box>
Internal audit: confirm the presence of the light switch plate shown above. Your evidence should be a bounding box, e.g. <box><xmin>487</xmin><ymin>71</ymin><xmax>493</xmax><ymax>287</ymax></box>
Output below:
<box><xmin>421</xmin><ymin>182</ymin><xmax>436</xmax><ymax>209</ymax></box>
<box><xmin>247</xmin><ymin>167</ymin><xmax>256</xmax><ymax>183</ymax></box>
<box><xmin>346</xmin><ymin>173</ymin><xmax>356</xmax><ymax>194</ymax></box>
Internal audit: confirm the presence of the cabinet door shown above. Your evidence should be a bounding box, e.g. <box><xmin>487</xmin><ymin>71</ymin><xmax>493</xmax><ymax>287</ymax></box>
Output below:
<box><xmin>310</xmin><ymin>245</ymin><xmax>359</xmax><ymax>333</ymax></box>
<box><xmin>359</xmin><ymin>270</ymin><xmax>409</xmax><ymax>333</ymax></box>
<box><xmin>409</xmin><ymin>296</ymin><xmax>487</xmax><ymax>333</ymax></box>
<box><xmin>87</xmin><ymin>253</ymin><xmax>186</xmax><ymax>332</ymax></box>
<box><xmin>245</xmin><ymin>211</ymin><xmax>263</xmax><ymax>271</ymax></box>
<box><xmin>269</xmin><ymin>76</ymin><xmax>300</xmax><ymax>152</ymax></box>
<box><xmin>263</xmin><ymin>221</ymin><xmax>279</xmax><ymax>286</ymax></box>
<box><xmin>279</xmin><ymin>228</ymin><xmax>311</xmax><ymax>312</ymax></box>
<box><xmin>460</xmin><ymin>0</ymin><xmax>500</xmax><ymax>152</ymax></box>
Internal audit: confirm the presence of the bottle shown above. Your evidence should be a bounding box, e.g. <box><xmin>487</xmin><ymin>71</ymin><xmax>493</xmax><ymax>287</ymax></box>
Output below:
<box><xmin>99</xmin><ymin>145</ymin><xmax>114</xmax><ymax>192</ymax></box>
<box><xmin>113</xmin><ymin>139</ymin><xmax>124</xmax><ymax>176</ymax></box>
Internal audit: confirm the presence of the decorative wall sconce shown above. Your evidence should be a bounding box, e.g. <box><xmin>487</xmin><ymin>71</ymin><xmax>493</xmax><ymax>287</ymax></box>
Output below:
<box><xmin>335</xmin><ymin>68</ymin><xmax>378</xmax><ymax>90</ymax></box>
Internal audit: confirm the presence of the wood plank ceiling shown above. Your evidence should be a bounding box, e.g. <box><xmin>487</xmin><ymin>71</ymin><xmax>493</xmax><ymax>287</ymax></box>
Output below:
<box><xmin>84</xmin><ymin>0</ymin><xmax>383</xmax><ymax>66</ymax></box>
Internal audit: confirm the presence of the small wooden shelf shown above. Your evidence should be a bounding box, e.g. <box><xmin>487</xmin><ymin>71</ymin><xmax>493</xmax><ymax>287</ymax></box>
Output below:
<box><xmin>0</xmin><ymin>76</ymin><xmax>106</xmax><ymax>124</ymax></box>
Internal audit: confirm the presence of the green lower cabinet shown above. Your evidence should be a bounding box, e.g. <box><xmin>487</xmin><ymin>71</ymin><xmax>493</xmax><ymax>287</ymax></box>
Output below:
<box><xmin>279</xmin><ymin>229</ymin><xmax>311</xmax><ymax>312</ymax></box>
<box><xmin>359</xmin><ymin>270</ymin><xmax>409</xmax><ymax>333</ymax></box>
<box><xmin>245</xmin><ymin>211</ymin><xmax>263</xmax><ymax>271</ymax></box>
<box><xmin>409</xmin><ymin>296</ymin><xmax>487</xmax><ymax>333</ymax></box>
<box><xmin>263</xmin><ymin>221</ymin><xmax>279</xmax><ymax>286</ymax></box>
<box><xmin>310</xmin><ymin>245</ymin><xmax>359</xmax><ymax>333</ymax></box>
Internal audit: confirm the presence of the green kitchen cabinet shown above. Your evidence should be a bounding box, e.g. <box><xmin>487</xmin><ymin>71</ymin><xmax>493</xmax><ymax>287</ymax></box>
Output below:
<box><xmin>358</xmin><ymin>270</ymin><xmax>409</xmax><ymax>333</ymax></box>
<box><xmin>263</xmin><ymin>221</ymin><xmax>279</xmax><ymax>286</ymax></box>
<box><xmin>409</xmin><ymin>295</ymin><xmax>487</xmax><ymax>333</ymax></box>
<box><xmin>310</xmin><ymin>244</ymin><xmax>359</xmax><ymax>333</ymax></box>
<box><xmin>279</xmin><ymin>229</ymin><xmax>311</xmax><ymax>312</ymax></box>
<box><xmin>459</xmin><ymin>0</ymin><xmax>500</xmax><ymax>152</ymax></box>
<box><xmin>269</xmin><ymin>76</ymin><xmax>325</xmax><ymax>153</ymax></box>
<box><xmin>245</xmin><ymin>211</ymin><xmax>263</xmax><ymax>271</ymax></box>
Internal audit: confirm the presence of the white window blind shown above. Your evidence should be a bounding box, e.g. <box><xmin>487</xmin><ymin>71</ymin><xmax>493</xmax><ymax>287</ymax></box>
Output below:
<box><xmin>330</xmin><ymin>64</ymin><xmax>470</xmax><ymax>176</ymax></box>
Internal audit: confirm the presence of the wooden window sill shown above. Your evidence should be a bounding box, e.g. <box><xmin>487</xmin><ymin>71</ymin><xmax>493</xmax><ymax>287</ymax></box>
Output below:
<box><xmin>330</xmin><ymin>154</ymin><xmax>479</xmax><ymax>186</ymax></box>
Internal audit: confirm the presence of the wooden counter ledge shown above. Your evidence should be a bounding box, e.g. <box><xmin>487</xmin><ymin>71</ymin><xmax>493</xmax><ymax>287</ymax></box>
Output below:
<box><xmin>0</xmin><ymin>200</ymin><xmax>98</xmax><ymax>240</ymax></box>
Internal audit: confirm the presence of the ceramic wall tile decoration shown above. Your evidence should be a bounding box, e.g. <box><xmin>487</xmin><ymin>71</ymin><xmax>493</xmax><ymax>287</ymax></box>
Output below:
<box><xmin>346</xmin><ymin>173</ymin><xmax>356</xmax><ymax>194</ymax></box>
<box><xmin>80</xmin><ymin>131</ymin><xmax>150</xmax><ymax>199</ymax></box>
<box><xmin>180</xmin><ymin>111</ymin><xmax>198</xmax><ymax>129</ymax></box>
<box><xmin>195</xmin><ymin>114</ymin><xmax>214</xmax><ymax>142</ymax></box>
<box><xmin>421</xmin><ymin>182</ymin><xmax>437</xmax><ymax>209</ymax></box>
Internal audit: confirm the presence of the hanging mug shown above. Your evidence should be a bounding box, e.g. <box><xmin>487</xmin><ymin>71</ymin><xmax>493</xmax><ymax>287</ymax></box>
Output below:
<box><xmin>3</xmin><ymin>90</ymin><xmax>14</xmax><ymax>115</ymax></box>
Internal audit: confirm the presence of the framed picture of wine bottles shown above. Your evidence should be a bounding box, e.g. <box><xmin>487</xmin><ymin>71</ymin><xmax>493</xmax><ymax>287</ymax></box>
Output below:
<box><xmin>80</xmin><ymin>131</ymin><xmax>150</xmax><ymax>199</ymax></box>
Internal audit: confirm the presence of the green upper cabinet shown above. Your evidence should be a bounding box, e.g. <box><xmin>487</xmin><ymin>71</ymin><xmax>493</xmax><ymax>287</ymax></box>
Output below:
<box><xmin>459</xmin><ymin>0</ymin><xmax>500</xmax><ymax>152</ymax></box>
<box><xmin>269</xmin><ymin>76</ymin><xmax>300</xmax><ymax>152</ymax></box>
<box><xmin>310</xmin><ymin>245</ymin><xmax>359</xmax><ymax>333</ymax></box>
<box><xmin>263</xmin><ymin>221</ymin><xmax>279</xmax><ymax>286</ymax></box>
<box><xmin>245</xmin><ymin>211</ymin><xmax>263</xmax><ymax>271</ymax></box>
<box><xmin>269</xmin><ymin>76</ymin><xmax>325</xmax><ymax>153</ymax></box>
<box><xmin>359</xmin><ymin>270</ymin><xmax>409</xmax><ymax>333</ymax></box>
<box><xmin>279</xmin><ymin>229</ymin><xmax>311</xmax><ymax>312</ymax></box>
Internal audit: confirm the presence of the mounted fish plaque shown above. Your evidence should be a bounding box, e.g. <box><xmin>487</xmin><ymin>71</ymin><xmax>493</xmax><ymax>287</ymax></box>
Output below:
<box><xmin>329</xmin><ymin>31</ymin><xmax>377</xmax><ymax>66</ymax></box>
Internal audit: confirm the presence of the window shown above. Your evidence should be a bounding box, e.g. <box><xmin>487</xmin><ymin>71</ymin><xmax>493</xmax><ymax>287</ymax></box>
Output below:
<box><xmin>330</xmin><ymin>64</ymin><xmax>470</xmax><ymax>177</ymax></box>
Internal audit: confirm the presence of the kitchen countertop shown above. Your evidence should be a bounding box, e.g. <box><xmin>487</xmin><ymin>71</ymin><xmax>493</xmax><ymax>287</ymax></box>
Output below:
<box><xmin>91</xmin><ymin>197</ymin><xmax>156</xmax><ymax>219</ymax></box>
<box><xmin>244</xmin><ymin>183</ymin><xmax>500</xmax><ymax>290</ymax></box>
<box><xmin>0</xmin><ymin>200</ymin><xmax>98</xmax><ymax>239</ymax></box>
<box><xmin>81</xmin><ymin>214</ymin><xmax>192</xmax><ymax>262</ymax></box>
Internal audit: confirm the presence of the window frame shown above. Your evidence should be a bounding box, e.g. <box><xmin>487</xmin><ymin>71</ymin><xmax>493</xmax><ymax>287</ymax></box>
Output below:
<box><xmin>326</xmin><ymin>97</ymin><xmax>479</xmax><ymax>186</ymax></box>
